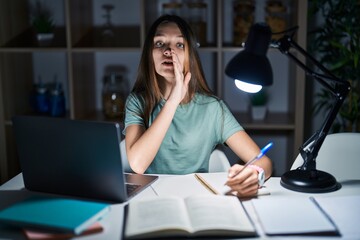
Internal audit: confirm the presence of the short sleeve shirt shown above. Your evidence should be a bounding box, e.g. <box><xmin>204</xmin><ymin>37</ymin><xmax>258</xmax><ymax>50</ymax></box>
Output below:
<box><xmin>123</xmin><ymin>93</ymin><xmax>243</xmax><ymax>174</ymax></box>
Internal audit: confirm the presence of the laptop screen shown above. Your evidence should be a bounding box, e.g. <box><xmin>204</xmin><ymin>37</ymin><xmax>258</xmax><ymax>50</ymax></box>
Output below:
<box><xmin>12</xmin><ymin>116</ymin><xmax>157</xmax><ymax>203</ymax></box>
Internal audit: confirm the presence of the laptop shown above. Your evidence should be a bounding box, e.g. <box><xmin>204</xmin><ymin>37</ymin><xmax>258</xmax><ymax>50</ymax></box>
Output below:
<box><xmin>12</xmin><ymin>115</ymin><xmax>158</xmax><ymax>203</ymax></box>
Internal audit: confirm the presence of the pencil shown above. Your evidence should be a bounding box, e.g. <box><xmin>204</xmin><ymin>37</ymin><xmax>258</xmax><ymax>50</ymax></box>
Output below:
<box><xmin>194</xmin><ymin>173</ymin><xmax>219</xmax><ymax>195</ymax></box>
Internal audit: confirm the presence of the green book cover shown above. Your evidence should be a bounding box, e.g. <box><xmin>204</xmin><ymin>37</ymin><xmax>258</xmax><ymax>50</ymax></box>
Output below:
<box><xmin>0</xmin><ymin>196</ymin><xmax>110</xmax><ymax>234</ymax></box>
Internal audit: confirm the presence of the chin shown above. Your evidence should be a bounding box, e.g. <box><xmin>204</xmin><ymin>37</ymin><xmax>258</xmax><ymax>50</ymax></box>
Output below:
<box><xmin>159</xmin><ymin>71</ymin><xmax>175</xmax><ymax>79</ymax></box>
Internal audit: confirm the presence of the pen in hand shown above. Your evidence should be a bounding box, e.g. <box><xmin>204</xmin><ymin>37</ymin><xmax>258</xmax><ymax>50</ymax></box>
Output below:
<box><xmin>226</xmin><ymin>142</ymin><xmax>273</xmax><ymax>183</ymax></box>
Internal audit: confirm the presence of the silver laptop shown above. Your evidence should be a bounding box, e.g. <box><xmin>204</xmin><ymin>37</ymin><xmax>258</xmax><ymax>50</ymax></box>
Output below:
<box><xmin>12</xmin><ymin>116</ymin><xmax>158</xmax><ymax>203</ymax></box>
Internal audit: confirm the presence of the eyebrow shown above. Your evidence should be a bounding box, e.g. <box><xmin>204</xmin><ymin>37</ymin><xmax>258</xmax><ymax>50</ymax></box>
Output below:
<box><xmin>154</xmin><ymin>32</ymin><xmax>183</xmax><ymax>38</ymax></box>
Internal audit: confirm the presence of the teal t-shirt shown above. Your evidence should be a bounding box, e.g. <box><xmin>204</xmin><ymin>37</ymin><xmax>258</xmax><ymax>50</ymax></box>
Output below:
<box><xmin>123</xmin><ymin>93</ymin><xmax>243</xmax><ymax>174</ymax></box>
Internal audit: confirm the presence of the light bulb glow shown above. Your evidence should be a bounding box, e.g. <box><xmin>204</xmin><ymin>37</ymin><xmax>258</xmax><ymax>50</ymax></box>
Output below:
<box><xmin>234</xmin><ymin>80</ymin><xmax>262</xmax><ymax>93</ymax></box>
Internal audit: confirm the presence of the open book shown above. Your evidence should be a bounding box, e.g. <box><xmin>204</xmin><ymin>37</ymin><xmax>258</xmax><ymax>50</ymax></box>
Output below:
<box><xmin>195</xmin><ymin>172</ymin><xmax>270</xmax><ymax>196</ymax></box>
<box><xmin>124</xmin><ymin>195</ymin><xmax>257</xmax><ymax>239</ymax></box>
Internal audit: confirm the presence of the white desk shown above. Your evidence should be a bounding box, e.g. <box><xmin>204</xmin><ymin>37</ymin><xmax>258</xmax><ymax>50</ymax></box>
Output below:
<box><xmin>0</xmin><ymin>173</ymin><xmax>359</xmax><ymax>239</ymax></box>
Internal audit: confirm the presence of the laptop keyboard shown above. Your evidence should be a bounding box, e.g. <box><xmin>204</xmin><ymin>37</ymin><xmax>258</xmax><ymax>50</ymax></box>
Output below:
<box><xmin>126</xmin><ymin>183</ymin><xmax>141</xmax><ymax>196</ymax></box>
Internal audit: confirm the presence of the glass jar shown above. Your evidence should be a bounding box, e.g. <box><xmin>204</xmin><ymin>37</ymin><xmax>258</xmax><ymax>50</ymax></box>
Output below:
<box><xmin>162</xmin><ymin>2</ymin><xmax>183</xmax><ymax>16</ymax></box>
<box><xmin>102</xmin><ymin>72</ymin><xmax>129</xmax><ymax>120</ymax></box>
<box><xmin>33</xmin><ymin>80</ymin><xmax>49</xmax><ymax>114</ymax></box>
<box><xmin>186</xmin><ymin>0</ymin><xmax>207</xmax><ymax>46</ymax></box>
<box><xmin>49</xmin><ymin>82</ymin><xmax>65</xmax><ymax>117</ymax></box>
<box><xmin>233</xmin><ymin>0</ymin><xmax>255</xmax><ymax>46</ymax></box>
<box><xmin>265</xmin><ymin>0</ymin><xmax>288</xmax><ymax>40</ymax></box>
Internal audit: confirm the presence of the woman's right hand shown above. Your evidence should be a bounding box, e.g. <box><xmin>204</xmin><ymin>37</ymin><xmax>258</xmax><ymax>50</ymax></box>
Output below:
<box><xmin>167</xmin><ymin>50</ymin><xmax>191</xmax><ymax>105</ymax></box>
<box><xmin>126</xmin><ymin>49</ymin><xmax>191</xmax><ymax>173</ymax></box>
<box><xmin>225</xmin><ymin>164</ymin><xmax>259</xmax><ymax>197</ymax></box>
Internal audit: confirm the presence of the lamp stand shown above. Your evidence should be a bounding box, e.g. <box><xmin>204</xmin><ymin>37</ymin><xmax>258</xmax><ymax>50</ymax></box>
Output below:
<box><xmin>274</xmin><ymin>35</ymin><xmax>350</xmax><ymax>193</ymax></box>
<box><xmin>281</xmin><ymin>169</ymin><xmax>340</xmax><ymax>193</ymax></box>
<box><xmin>224</xmin><ymin>23</ymin><xmax>351</xmax><ymax>193</ymax></box>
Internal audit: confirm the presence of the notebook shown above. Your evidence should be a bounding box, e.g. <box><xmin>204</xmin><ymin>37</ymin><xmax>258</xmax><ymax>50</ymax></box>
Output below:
<box><xmin>0</xmin><ymin>196</ymin><xmax>109</xmax><ymax>235</ymax></box>
<box><xmin>12</xmin><ymin>115</ymin><xmax>158</xmax><ymax>203</ymax></box>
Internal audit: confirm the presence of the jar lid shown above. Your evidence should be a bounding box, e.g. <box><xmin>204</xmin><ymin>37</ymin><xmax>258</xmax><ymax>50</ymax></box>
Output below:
<box><xmin>187</xmin><ymin>2</ymin><xmax>207</xmax><ymax>8</ymax></box>
<box><xmin>266</xmin><ymin>1</ymin><xmax>286</xmax><ymax>12</ymax></box>
<box><xmin>37</xmin><ymin>87</ymin><xmax>47</xmax><ymax>94</ymax></box>
<box><xmin>162</xmin><ymin>2</ymin><xmax>182</xmax><ymax>9</ymax></box>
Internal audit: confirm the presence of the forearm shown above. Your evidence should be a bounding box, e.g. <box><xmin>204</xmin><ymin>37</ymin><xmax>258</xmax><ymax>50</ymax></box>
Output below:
<box><xmin>226</xmin><ymin>131</ymin><xmax>273</xmax><ymax>179</ymax></box>
<box><xmin>126</xmin><ymin>100</ymin><xmax>178</xmax><ymax>173</ymax></box>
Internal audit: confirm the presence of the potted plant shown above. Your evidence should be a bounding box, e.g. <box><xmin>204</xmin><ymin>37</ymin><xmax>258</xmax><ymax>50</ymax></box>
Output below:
<box><xmin>249</xmin><ymin>89</ymin><xmax>268</xmax><ymax>120</ymax></box>
<box><xmin>308</xmin><ymin>0</ymin><xmax>360</xmax><ymax>132</ymax></box>
<box><xmin>30</xmin><ymin>1</ymin><xmax>55</xmax><ymax>41</ymax></box>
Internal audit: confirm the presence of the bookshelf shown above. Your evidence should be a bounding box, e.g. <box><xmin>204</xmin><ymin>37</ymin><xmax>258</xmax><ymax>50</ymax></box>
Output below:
<box><xmin>0</xmin><ymin>0</ymin><xmax>307</xmax><ymax>183</ymax></box>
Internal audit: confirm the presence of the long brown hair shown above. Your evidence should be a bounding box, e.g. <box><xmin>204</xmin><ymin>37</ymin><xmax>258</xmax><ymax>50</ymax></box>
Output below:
<box><xmin>132</xmin><ymin>15</ymin><xmax>213</xmax><ymax>127</ymax></box>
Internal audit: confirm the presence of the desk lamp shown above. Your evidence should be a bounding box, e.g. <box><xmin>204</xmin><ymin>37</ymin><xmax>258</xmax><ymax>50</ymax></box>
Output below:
<box><xmin>225</xmin><ymin>23</ymin><xmax>351</xmax><ymax>193</ymax></box>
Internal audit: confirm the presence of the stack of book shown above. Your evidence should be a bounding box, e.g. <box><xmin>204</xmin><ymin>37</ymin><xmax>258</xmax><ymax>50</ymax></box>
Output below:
<box><xmin>0</xmin><ymin>196</ymin><xmax>109</xmax><ymax>239</ymax></box>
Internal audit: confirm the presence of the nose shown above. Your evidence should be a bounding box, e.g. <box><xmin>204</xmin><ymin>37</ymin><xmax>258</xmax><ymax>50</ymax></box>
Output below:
<box><xmin>163</xmin><ymin>47</ymin><xmax>172</xmax><ymax>57</ymax></box>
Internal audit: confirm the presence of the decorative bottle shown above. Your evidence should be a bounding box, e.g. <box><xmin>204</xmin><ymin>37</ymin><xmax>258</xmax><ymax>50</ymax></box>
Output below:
<box><xmin>102</xmin><ymin>72</ymin><xmax>129</xmax><ymax>121</ymax></box>
<box><xmin>49</xmin><ymin>81</ymin><xmax>65</xmax><ymax>117</ymax></box>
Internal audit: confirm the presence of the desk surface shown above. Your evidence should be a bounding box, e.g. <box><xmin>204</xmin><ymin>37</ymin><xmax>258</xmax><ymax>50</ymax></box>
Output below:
<box><xmin>0</xmin><ymin>174</ymin><xmax>359</xmax><ymax>239</ymax></box>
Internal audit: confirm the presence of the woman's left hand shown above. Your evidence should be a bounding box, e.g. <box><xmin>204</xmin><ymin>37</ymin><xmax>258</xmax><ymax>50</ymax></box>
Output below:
<box><xmin>225</xmin><ymin>164</ymin><xmax>259</xmax><ymax>197</ymax></box>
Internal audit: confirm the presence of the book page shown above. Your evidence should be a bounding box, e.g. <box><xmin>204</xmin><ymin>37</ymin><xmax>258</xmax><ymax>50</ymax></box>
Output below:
<box><xmin>153</xmin><ymin>174</ymin><xmax>212</xmax><ymax>197</ymax></box>
<box><xmin>125</xmin><ymin>196</ymin><xmax>192</xmax><ymax>238</ymax></box>
<box><xmin>185</xmin><ymin>195</ymin><xmax>255</xmax><ymax>234</ymax></box>
<box><xmin>195</xmin><ymin>173</ymin><xmax>231</xmax><ymax>194</ymax></box>
<box><xmin>195</xmin><ymin>172</ymin><xmax>270</xmax><ymax>196</ymax></box>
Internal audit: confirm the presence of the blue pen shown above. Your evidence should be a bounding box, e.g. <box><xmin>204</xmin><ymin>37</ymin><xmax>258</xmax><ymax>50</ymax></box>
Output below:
<box><xmin>229</xmin><ymin>142</ymin><xmax>273</xmax><ymax>179</ymax></box>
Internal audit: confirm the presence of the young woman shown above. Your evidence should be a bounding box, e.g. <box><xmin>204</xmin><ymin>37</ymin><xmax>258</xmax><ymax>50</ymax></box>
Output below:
<box><xmin>124</xmin><ymin>15</ymin><xmax>272</xmax><ymax>197</ymax></box>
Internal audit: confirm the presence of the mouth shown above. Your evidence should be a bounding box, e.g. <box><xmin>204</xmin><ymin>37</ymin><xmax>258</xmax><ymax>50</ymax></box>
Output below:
<box><xmin>162</xmin><ymin>60</ymin><xmax>173</xmax><ymax>67</ymax></box>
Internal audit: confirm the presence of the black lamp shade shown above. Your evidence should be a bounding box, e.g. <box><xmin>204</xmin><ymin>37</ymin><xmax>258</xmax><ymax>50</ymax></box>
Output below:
<box><xmin>225</xmin><ymin>23</ymin><xmax>273</xmax><ymax>86</ymax></box>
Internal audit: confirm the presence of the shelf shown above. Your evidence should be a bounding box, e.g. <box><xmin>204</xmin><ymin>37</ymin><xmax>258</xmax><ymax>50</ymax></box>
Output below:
<box><xmin>80</xmin><ymin>110</ymin><xmax>122</xmax><ymax>123</ymax></box>
<box><xmin>73</xmin><ymin>26</ymin><xmax>141</xmax><ymax>48</ymax></box>
<box><xmin>0</xmin><ymin>48</ymin><xmax>68</xmax><ymax>53</ymax></box>
<box><xmin>234</xmin><ymin>112</ymin><xmax>295</xmax><ymax>131</ymax></box>
<box><xmin>2</xmin><ymin>28</ymin><xmax>67</xmax><ymax>49</ymax></box>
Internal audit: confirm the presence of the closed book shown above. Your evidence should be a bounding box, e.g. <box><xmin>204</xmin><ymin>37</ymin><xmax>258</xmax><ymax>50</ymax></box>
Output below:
<box><xmin>23</xmin><ymin>222</ymin><xmax>103</xmax><ymax>239</ymax></box>
<box><xmin>252</xmin><ymin>196</ymin><xmax>340</xmax><ymax>236</ymax></box>
<box><xmin>0</xmin><ymin>196</ymin><xmax>109</xmax><ymax>235</ymax></box>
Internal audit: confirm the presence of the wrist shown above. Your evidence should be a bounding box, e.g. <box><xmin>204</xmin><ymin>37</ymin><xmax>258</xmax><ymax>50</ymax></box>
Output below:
<box><xmin>165</xmin><ymin>97</ymin><xmax>180</xmax><ymax>108</ymax></box>
<box><xmin>248</xmin><ymin>165</ymin><xmax>265</xmax><ymax>187</ymax></box>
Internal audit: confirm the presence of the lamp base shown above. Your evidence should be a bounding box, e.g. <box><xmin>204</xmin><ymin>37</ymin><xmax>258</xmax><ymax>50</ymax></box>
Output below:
<box><xmin>280</xmin><ymin>169</ymin><xmax>341</xmax><ymax>193</ymax></box>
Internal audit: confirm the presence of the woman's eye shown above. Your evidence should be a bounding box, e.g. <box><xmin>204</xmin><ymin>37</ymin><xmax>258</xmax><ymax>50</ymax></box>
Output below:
<box><xmin>177</xmin><ymin>43</ymin><xmax>184</xmax><ymax>49</ymax></box>
<box><xmin>155</xmin><ymin>41</ymin><xmax>164</xmax><ymax>48</ymax></box>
